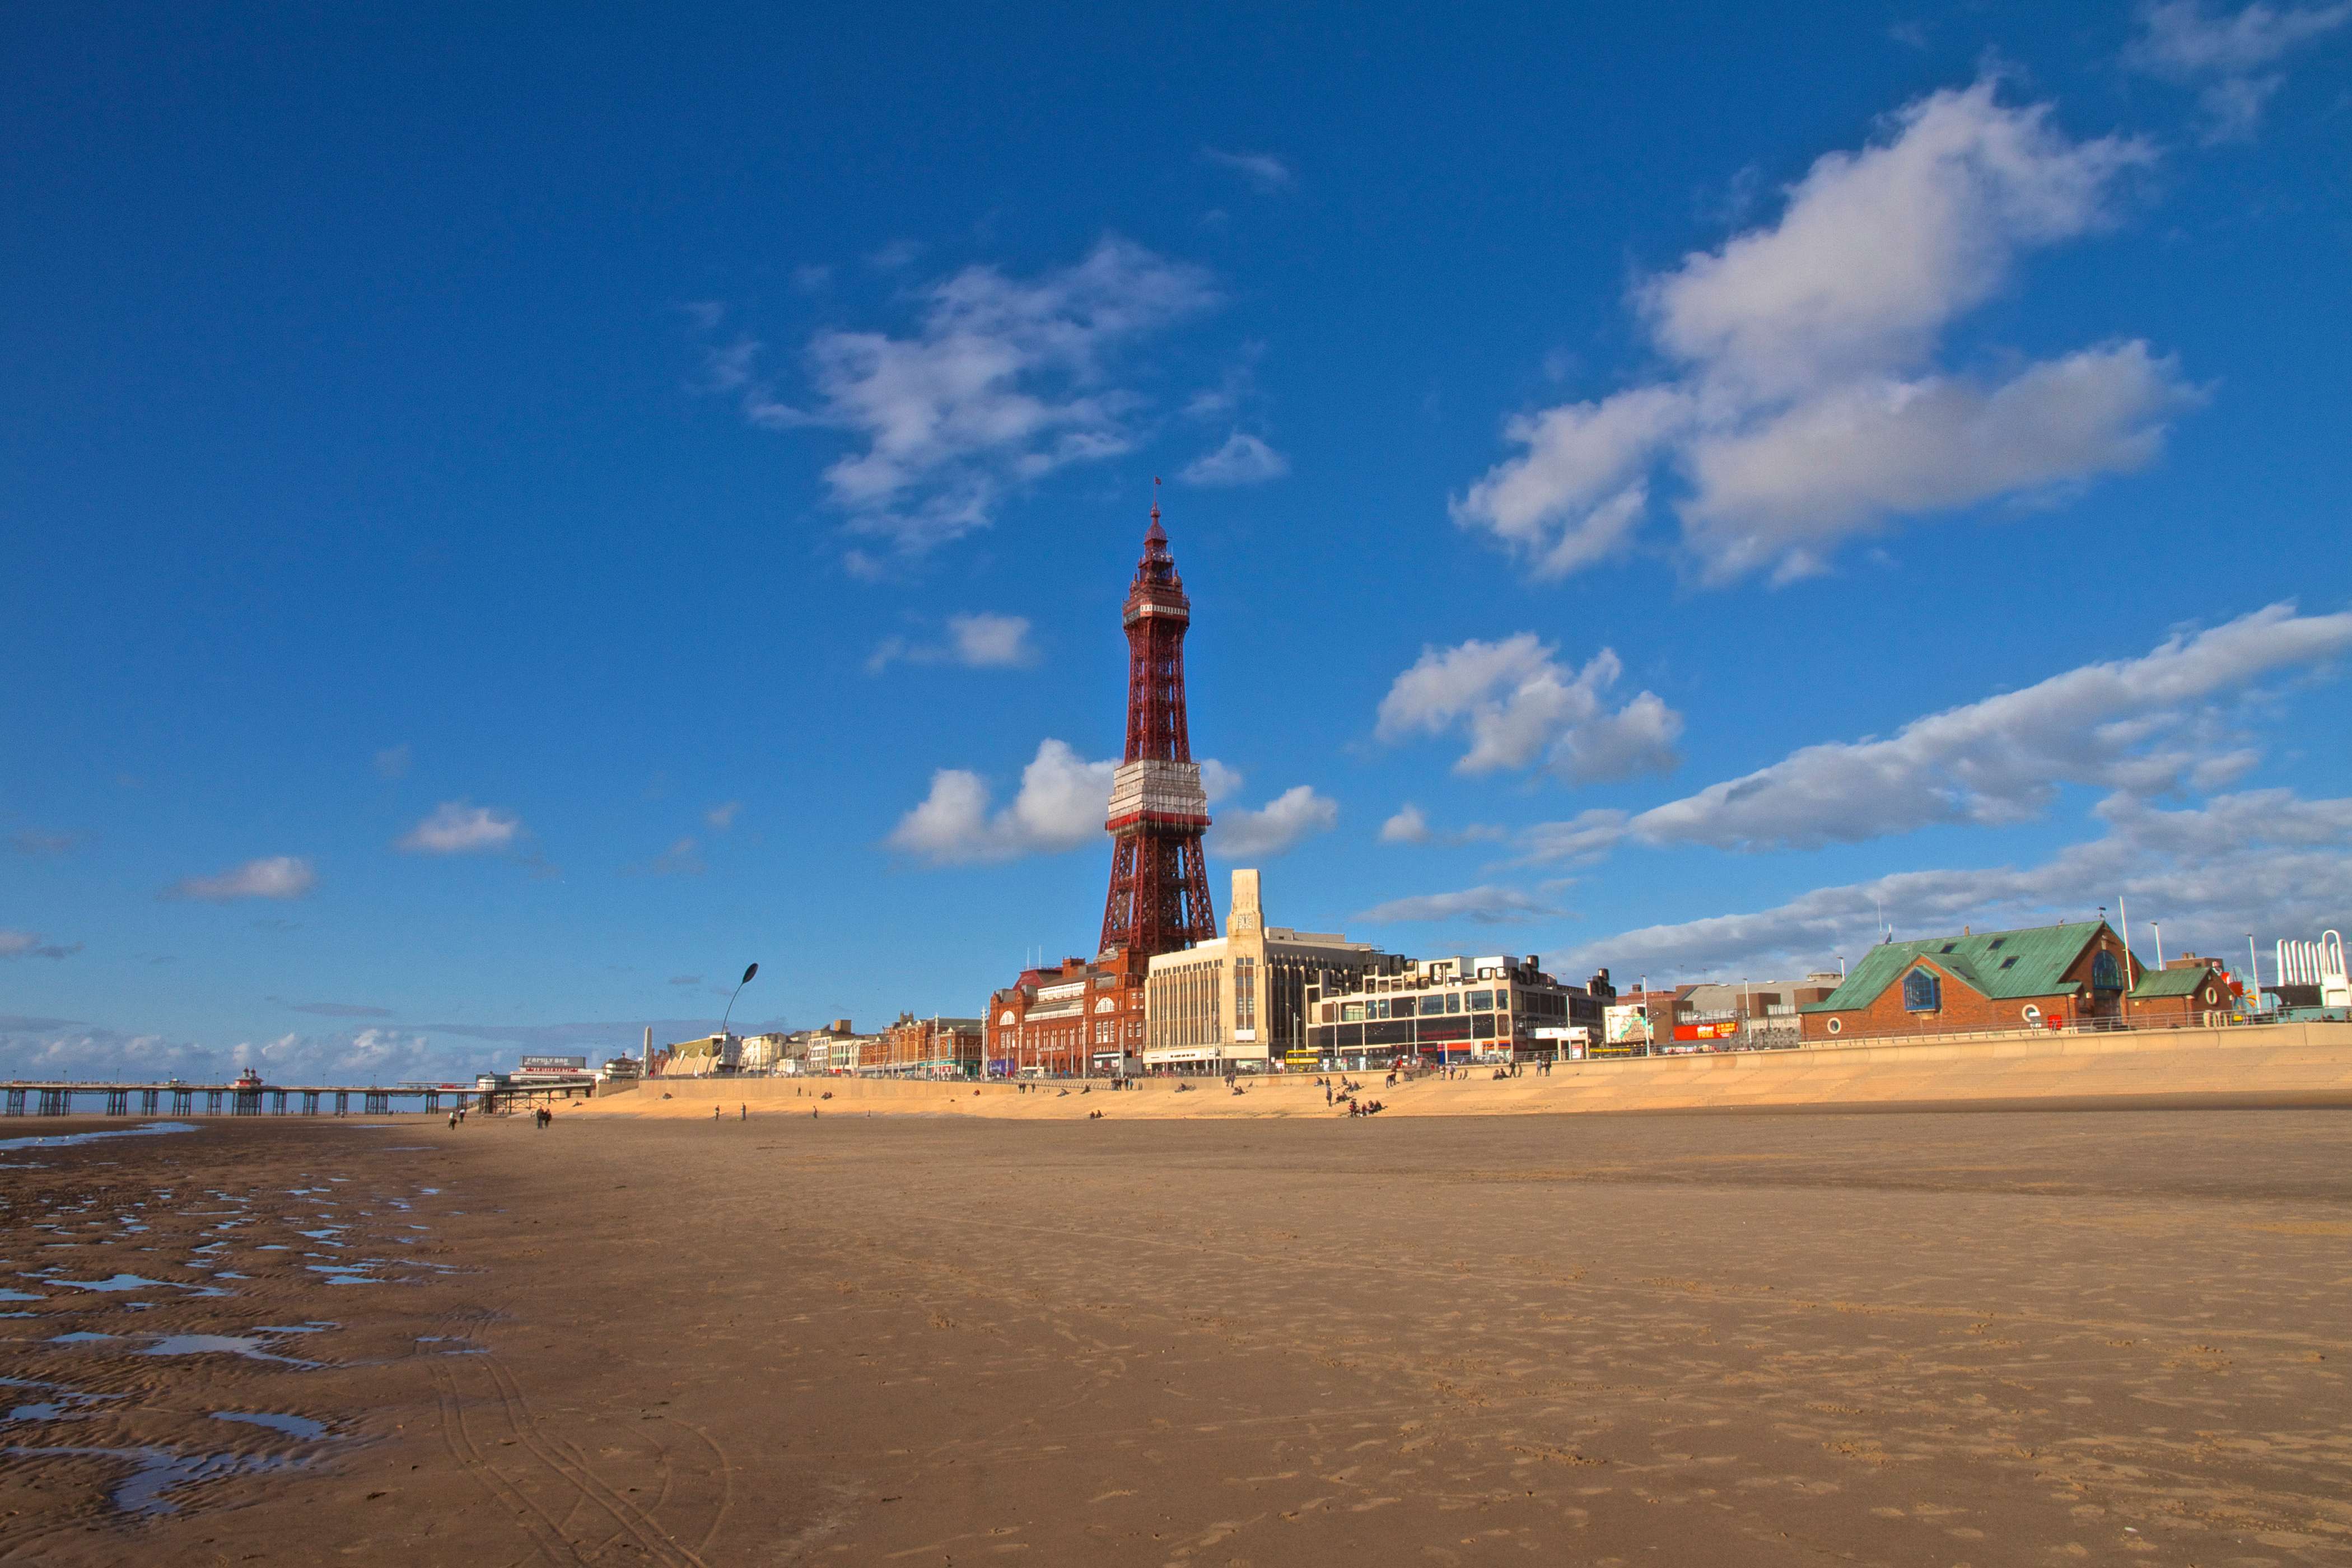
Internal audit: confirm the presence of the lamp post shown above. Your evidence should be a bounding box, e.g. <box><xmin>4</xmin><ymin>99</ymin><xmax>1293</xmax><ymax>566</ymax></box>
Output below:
<box><xmin>718</xmin><ymin>963</ymin><xmax>760</xmax><ymax>1065</ymax></box>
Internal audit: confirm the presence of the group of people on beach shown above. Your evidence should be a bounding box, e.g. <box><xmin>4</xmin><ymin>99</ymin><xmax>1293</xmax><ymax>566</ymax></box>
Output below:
<box><xmin>1314</xmin><ymin>1075</ymin><xmax>1387</xmax><ymax>1118</ymax></box>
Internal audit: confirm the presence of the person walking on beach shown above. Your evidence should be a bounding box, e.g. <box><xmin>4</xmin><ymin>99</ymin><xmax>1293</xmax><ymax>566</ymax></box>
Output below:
<box><xmin>739</xmin><ymin>1103</ymin><xmax>747</xmax><ymax>1121</ymax></box>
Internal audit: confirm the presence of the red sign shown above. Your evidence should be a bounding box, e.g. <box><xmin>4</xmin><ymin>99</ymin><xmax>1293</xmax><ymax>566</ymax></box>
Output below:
<box><xmin>1673</xmin><ymin>1021</ymin><xmax>1738</xmax><ymax>1041</ymax></box>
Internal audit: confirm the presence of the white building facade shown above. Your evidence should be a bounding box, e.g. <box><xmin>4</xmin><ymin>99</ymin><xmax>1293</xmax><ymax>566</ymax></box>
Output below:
<box><xmin>1142</xmin><ymin>870</ymin><xmax>1399</xmax><ymax>1075</ymax></box>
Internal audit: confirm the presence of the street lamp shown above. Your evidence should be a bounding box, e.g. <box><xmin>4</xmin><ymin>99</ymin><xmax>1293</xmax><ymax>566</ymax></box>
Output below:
<box><xmin>718</xmin><ymin>963</ymin><xmax>760</xmax><ymax>1053</ymax></box>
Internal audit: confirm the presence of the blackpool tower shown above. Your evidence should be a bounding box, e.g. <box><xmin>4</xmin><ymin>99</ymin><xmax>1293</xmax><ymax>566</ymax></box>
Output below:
<box><xmin>1099</xmin><ymin>489</ymin><xmax>1217</xmax><ymax>959</ymax></box>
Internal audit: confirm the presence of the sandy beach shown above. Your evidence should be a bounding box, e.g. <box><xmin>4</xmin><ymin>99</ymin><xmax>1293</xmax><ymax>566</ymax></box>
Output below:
<box><xmin>4</xmin><ymin>1104</ymin><xmax>2351</xmax><ymax>1565</ymax></box>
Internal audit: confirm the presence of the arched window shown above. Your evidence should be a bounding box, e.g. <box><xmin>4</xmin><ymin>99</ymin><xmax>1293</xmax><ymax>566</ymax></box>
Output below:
<box><xmin>1902</xmin><ymin>968</ymin><xmax>1942</xmax><ymax>1012</ymax></box>
<box><xmin>2091</xmin><ymin>950</ymin><xmax>2123</xmax><ymax>992</ymax></box>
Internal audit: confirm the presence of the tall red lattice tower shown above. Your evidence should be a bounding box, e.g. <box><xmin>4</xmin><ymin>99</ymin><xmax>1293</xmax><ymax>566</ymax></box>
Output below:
<box><xmin>1099</xmin><ymin>487</ymin><xmax>1217</xmax><ymax>959</ymax></box>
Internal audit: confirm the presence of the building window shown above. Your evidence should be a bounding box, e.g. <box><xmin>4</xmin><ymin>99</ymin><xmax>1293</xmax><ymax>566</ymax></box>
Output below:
<box><xmin>1827</xmin><ymin>1018</ymin><xmax>1842</xmax><ymax>1035</ymax></box>
<box><xmin>2092</xmin><ymin>950</ymin><xmax>2124</xmax><ymax>991</ymax></box>
<box><xmin>1903</xmin><ymin>968</ymin><xmax>1941</xmax><ymax>1012</ymax></box>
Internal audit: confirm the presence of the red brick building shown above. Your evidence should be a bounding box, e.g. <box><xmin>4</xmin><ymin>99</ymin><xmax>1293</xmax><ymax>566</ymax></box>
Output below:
<box><xmin>984</xmin><ymin>950</ymin><xmax>1149</xmax><ymax>1077</ymax></box>
<box><xmin>1799</xmin><ymin>921</ymin><xmax>2145</xmax><ymax>1041</ymax></box>
<box><xmin>872</xmin><ymin>1013</ymin><xmax>986</xmax><ymax>1078</ymax></box>
<box><xmin>2125</xmin><ymin>955</ymin><xmax>2242</xmax><ymax>1025</ymax></box>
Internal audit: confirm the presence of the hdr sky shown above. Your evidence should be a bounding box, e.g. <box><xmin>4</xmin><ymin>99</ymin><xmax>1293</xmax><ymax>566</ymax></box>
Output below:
<box><xmin>5</xmin><ymin>3</ymin><xmax>2350</xmax><ymax>1082</ymax></box>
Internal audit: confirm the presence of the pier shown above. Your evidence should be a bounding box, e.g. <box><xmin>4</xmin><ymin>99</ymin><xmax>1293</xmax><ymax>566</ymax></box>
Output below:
<box><xmin>1</xmin><ymin>1080</ymin><xmax>481</xmax><ymax>1117</ymax></box>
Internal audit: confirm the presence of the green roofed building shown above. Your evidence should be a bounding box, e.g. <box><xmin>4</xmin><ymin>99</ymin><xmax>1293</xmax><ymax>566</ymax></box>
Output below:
<box><xmin>1798</xmin><ymin>921</ymin><xmax>2146</xmax><ymax>1042</ymax></box>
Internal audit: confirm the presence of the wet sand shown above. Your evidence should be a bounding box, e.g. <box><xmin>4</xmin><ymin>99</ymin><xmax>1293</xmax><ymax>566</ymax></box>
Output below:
<box><xmin>3</xmin><ymin>1108</ymin><xmax>2350</xmax><ymax>1564</ymax></box>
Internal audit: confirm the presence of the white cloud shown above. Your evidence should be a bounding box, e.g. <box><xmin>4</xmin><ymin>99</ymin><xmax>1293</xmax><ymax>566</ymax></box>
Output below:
<box><xmin>1380</xmin><ymin>804</ymin><xmax>1505</xmax><ymax>846</ymax></box>
<box><xmin>1454</xmin><ymin>80</ymin><xmax>2185</xmax><ymax>585</ymax></box>
<box><xmin>1355</xmin><ymin>885</ymin><xmax>1566</xmax><ymax>925</ymax></box>
<box><xmin>704</xmin><ymin>801</ymin><xmax>741</xmax><ymax>831</ymax></box>
<box><xmin>1515</xmin><ymin>809</ymin><xmax>1634</xmax><ymax>865</ymax></box>
<box><xmin>1202</xmin><ymin>147</ymin><xmax>1295</xmax><ymax>192</ymax></box>
<box><xmin>0</xmin><ymin>1021</ymin><xmax>451</xmax><ymax>1085</ymax></box>
<box><xmin>717</xmin><ymin>239</ymin><xmax>1217</xmax><ymax>566</ymax></box>
<box><xmin>398</xmin><ymin>802</ymin><xmax>521</xmax><ymax>855</ymax></box>
<box><xmin>0</xmin><ymin>930</ymin><xmax>81</xmax><ymax>960</ymax></box>
<box><xmin>1198</xmin><ymin>758</ymin><xmax>1245</xmax><ymax>804</ymax></box>
<box><xmin>1563</xmin><ymin>787</ymin><xmax>2352</xmax><ymax>980</ymax></box>
<box><xmin>888</xmin><ymin>739</ymin><xmax>1117</xmax><ymax>864</ymax></box>
<box><xmin>1626</xmin><ymin>602</ymin><xmax>2352</xmax><ymax>852</ymax></box>
<box><xmin>1181</xmin><ymin>431</ymin><xmax>1290</xmax><ymax>487</ymax></box>
<box><xmin>1451</xmin><ymin>388</ymin><xmax>1689</xmax><ymax>577</ymax></box>
<box><xmin>1208</xmin><ymin>786</ymin><xmax>1338</xmax><ymax>858</ymax></box>
<box><xmin>1679</xmin><ymin>342</ymin><xmax>2199</xmax><ymax>583</ymax></box>
<box><xmin>1380</xmin><ymin>804</ymin><xmax>1434</xmax><ymax>844</ymax></box>
<box><xmin>2127</xmin><ymin>1</ymin><xmax>2351</xmax><ymax>140</ymax></box>
<box><xmin>165</xmin><ymin>856</ymin><xmax>316</xmax><ymax>902</ymax></box>
<box><xmin>889</xmin><ymin>743</ymin><xmax>1259</xmax><ymax>864</ymax></box>
<box><xmin>869</xmin><ymin>612</ymin><xmax>1041</xmax><ymax>673</ymax></box>
<box><xmin>949</xmin><ymin>613</ymin><xmax>1039</xmax><ymax>667</ymax></box>
<box><xmin>1377</xmin><ymin>634</ymin><xmax>1683</xmax><ymax>782</ymax></box>
<box><xmin>1639</xmin><ymin>83</ymin><xmax>2146</xmax><ymax>395</ymax></box>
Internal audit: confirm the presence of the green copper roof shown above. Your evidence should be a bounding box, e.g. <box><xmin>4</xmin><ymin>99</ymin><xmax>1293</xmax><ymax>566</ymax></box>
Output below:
<box><xmin>1798</xmin><ymin>922</ymin><xmax>2111</xmax><ymax>1012</ymax></box>
<box><xmin>2129</xmin><ymin>964</ymin><xmax>2218</xmax><ymax>999</ymax></box>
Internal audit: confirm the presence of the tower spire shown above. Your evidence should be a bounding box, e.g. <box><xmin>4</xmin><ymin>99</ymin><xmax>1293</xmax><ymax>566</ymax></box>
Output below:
<box><xmin>1099</xmin><ymin>491</ymin><xmax>1216</xmax><ymax>958</ymax></box>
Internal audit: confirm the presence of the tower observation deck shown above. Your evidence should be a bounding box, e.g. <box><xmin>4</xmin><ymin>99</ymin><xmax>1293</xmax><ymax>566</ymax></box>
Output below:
<box><xmin>1099</xmin><ymin>491</ymin><xmax>1218</xmax><ymax>959</ymax></box>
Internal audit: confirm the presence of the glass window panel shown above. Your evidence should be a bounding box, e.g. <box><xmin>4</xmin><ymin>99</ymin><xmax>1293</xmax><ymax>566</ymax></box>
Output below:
<box><xmin>1902</xmin><ymin>968</ymin><xmax>1941</xmax><ymax>1012</ymax></box>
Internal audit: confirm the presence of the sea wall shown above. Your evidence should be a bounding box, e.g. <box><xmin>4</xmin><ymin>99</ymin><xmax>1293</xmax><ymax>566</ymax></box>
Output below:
<box><xmin>566</xmin><ymin>1021</ymin><xmax>2352</xmax><ymax>1121</ymax></box>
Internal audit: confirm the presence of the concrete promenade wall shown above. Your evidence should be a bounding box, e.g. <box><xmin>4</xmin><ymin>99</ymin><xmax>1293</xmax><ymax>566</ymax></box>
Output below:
<box><xmin>566</xmin><ymin>1021</ymin><xmax>2352</xmax><ymax>1122</ymax></box>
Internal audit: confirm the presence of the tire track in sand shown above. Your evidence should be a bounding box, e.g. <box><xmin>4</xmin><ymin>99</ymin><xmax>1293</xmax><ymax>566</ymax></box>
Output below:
<box><xmin>473</xmin><ymin>1354</ymin><xmax>713</xmax><ymax>1568</ymax></box>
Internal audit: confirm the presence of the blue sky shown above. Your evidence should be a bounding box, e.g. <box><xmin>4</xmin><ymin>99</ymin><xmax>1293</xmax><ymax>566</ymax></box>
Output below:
<box><xmin>6</xmin><ymin>2</ymin><xmax>2350</xmax><ymax>1081</ymax></box>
